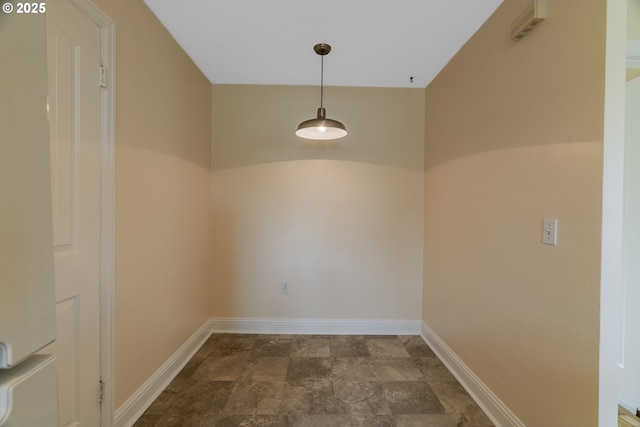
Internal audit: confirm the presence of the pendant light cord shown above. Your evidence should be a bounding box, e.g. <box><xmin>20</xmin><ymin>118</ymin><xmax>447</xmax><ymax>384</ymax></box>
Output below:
<box><xmin>320</xmin><ymin>54</ymin><xmax>324</xmax><ymax>109</ymax></box>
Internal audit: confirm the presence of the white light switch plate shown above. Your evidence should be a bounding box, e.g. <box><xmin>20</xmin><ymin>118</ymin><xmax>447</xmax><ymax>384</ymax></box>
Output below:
<box><xmin>543</xmin><ymin>218</ymin><xmax>558</xmax><ymax>245</ymax></box>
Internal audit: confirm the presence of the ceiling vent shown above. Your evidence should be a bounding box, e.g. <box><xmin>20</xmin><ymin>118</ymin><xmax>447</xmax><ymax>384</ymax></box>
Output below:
<box><xmin>511</xmin><ymin>0</ymin><xmax>547</xmax><ymax>41</ymax></box>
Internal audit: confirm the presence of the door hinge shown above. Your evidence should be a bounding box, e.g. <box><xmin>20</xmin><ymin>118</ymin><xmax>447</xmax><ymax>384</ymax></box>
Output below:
<box><xmin>99</xmin><ymin>379</ymin><xmax>106</xmax><ymax>403</ymax></box>
<box><xmin>99</xmin><ymin>66</ymin><xmax>108</xmax><ymax>88</ymax></box>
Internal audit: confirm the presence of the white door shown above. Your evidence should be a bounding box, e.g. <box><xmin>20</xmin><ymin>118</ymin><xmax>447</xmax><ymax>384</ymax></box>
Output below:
<box><xmin>45</xmin><ymin>0</ymin><xmax>103</xmax><ymax>425</ymax></box>
<box><xmin>620</xmin><ymin>75</ymin><xmax>640</xmax><ymax>413</ymax></box>
<box><xmin>0</xmin><ymin>7</ymin><xmax>56</xmax><ymax>370</ymax></box>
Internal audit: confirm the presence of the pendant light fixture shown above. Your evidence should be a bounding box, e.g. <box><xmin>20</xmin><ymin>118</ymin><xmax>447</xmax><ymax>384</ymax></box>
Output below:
<box><xmin>295</xmin><ymin>43</ymin><xmax>348</xmax><ymax>140</ymax></box>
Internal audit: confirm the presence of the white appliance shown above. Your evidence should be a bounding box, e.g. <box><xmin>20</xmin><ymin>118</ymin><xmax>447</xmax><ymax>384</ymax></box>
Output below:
<box><xmin>0</xmin><ymin>6</ymin><xmax>59</xmax><ymax>427</ymax></box>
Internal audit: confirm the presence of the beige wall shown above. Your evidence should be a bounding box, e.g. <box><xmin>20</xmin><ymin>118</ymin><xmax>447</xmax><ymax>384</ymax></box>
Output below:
<box><xmin>92</xmin><ymin>0</ymin><xmax>213</xmax><ymax>408</ymax></box>
<box><xmin>211</xmin><ymin>85</ymin><xmax>424</xmax><ymax>320</ymax></box>
<box><xmin>423</xmin><ymin>0</ymin><xmax>605</xmax><ymax>426</ymax></box>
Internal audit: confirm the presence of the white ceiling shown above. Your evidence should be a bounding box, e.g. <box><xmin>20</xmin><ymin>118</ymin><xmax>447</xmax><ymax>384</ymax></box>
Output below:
<box><xmin>144</xmin><ymin>0</ymin><xmax>503</xmax><ymax>88</ymax></box>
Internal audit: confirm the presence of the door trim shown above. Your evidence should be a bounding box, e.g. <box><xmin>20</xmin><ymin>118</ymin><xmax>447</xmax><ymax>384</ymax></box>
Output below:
<box><xmin>628</xmin><ymin>40</ymin><xmax>640</xmax><ymax>69</ymax></box>
<box><xmin>601</xmin><ymin>0</ymin><xmax>626</xmax><ymax>425</ymax></box>
<box><xmin>63</xmin><ymin>1</ymin><xmax>115</xmax><ymax>425</ymax></box>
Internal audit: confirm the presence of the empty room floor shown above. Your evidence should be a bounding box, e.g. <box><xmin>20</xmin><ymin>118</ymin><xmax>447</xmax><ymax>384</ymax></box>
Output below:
<box><xmin>133</xmin><ymin>334</ymin><xmax>494</xmax><ymax>426</ymax></box>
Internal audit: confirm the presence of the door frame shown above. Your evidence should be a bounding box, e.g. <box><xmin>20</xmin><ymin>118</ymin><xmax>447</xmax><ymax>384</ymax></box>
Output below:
<box><xmin>619</xmin><ymin>73</ymin><xmax>640</xmax><ymax>413</ymax></box>
<box><xmin>601</xmin><ymin>0</ymin><xmax>630</xmax><ymax>425</ymax></box>
<box><xmin>63</xmin><ymin>1</ymin><xmax>115</xmax><ymax>425</ymax></box>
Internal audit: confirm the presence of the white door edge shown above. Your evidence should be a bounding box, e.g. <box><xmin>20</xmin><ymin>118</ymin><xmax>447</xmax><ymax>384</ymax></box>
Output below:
<box><xmin>65</xmin><ymin>1</ymin><xmax>116</xmax><ymax>425</ymax></box>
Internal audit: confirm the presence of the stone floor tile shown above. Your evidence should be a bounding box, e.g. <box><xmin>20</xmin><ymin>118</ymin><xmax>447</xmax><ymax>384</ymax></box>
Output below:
<box><xmin>400</xmin><ymin>336</ymin><xmax>439</xmax><ymax>359</ymax></box>
<box><xmin>215</xmin><ymin>414</ymin><xmax>287</xmax><ymax>427</ymax></box>
<box><xmin>394</xmin><ymin>414</ymin><xmax>463</xmax><ymax>427</ymax></box>
<box><xmin>333</xmin><ymin>381</ymin><xmax>392</xmax><ymax>416</ymax></box>
<box><xmin>414</xmin><ymin>357</ymin><xmax>459</xmax><ymax>384</ymax></box>
<box><xmin>366</xmin><ymin>339</ymin><xmax>411</xmax><ymax>358</ymax></box>
<box><xmin>250</xmin><ymin>337</ymin><xmax>294</xmax><ymax>358</ymax></box>
<box><xmin>144</xmin><ymin>390</ymin><xmax>178</xmax><ymax>414</ymax></box>
<box><xmin>284</xmin><ymin>414</ymin><xmax>342</xmax><ymax>427</ymax></box>
<box><xmin>164</xmin><ymin>371</ymin><xmax>193</xmax><ymax>393</ymax></box>
<box><xmin>331</xmin><ymin>357</ymin><xmax>378</xmax><ymax>382</ymax></box>
<box><xmin>337</xmin><ymin>415</ymin><xmax>396</xmax><ymax>426</ymax></box>
<box><xmin>286</xmin><ymin>357</ymin><xmax>332</xmax><ymax>383</ymax></box>
<box><xmin>193</xmin><ymin>352</ymin><xmax>251</xmax><ymax>381</ymax></box>
<box><xmin>175</xmin><ymin>354</ymin><xmax>206</xmax><ymax>378</ymax></box>
<box><xmin>291</xmin><ymin>337</ymin><xmax>332</xmax><ymax>357</ymax></box>
<box><xmin>151</xmin><ymin>413</ymin><xmax>189</xmax><ymax>427</ymax></box>
<box><xmin>281</xmin><ymin>378</ymin><xmax>347</xmax><ymax>416</ymax></box>
<box><xmin>330</xmin><ymin>338</ymin><xmax>370</xmax><ymax>358</ymax></box>
<box><xmin>382</xmin><ymin>381</ymin><xmax>445</xmax><ymax>415</ymax></box>
<box><xmin>285</xmin><ymin>414</ymin><xmax>395</xmax><ymax>427</ymax></box>
<box><xmin>223</xmin><ymin>379</ymin><xmax>285</xmax><ymax>415</ymax></box>
<box><xmin>169</xmin><ymin>380</ymin><xmax>233</xmax><ymax>414</ymax></box>
<box><xmin>204</xmin><ymin>334</ymin><xmax>257</xmax><ymax>357</ymax></box>
<box><xmin>373</xmin><ymin>357</ymin><xmax>425</xmax><ymax>381</ymax></box>
<box><xmin>460</xmin><ymin>407</ymin><xmax>495</xmax><ymax>427</ymax></box>
<box><xmin>241</xmin><ymin>356</ymin><xmax>289</xmax><ymax>382</ymax></box>
<box><xmin>151</xmin><ymin>412</ymin><xmax>226</xmax><ymax>427</ymax></box>
<box><xmin>428</xmin><ymin>378</ymin><xmax>481</xmax><ymax>414</ymax></box>
<box><xmin>134</xmin><ymin>334</ymin><xmax>495</xmax><ymax>426</ymax></box>
<box><xmin>132</xmin><ymin>413</ymin><xmax>161</xmax><ymax>427</ymax></box>
<box><xmin>175</xmin><ymin>412</ymin><xmax>219</xmax><ymax>426</ymax></box>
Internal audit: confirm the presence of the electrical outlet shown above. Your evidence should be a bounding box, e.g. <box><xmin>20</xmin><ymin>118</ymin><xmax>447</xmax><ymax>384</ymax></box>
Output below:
<box><xmin>281</xmin><ymin>282</ymin><xmax>289</xmax><ymax>294</ymax></box>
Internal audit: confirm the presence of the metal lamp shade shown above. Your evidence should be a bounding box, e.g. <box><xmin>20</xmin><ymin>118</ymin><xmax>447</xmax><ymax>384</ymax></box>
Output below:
<box><xmin>295</xmin><ymin>108</ymin><xmax>347</xmax><ymax>140</ymax></box>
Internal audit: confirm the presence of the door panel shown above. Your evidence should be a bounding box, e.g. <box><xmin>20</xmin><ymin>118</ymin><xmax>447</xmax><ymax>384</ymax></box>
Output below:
<box><xmin>45</xmin><ymin>0</ymin><xmax>102</xmax><ymax>425</ymax></box>
<box><xmin>48</xmin><ymin>24</ymin><xmax>76</xmax><ymax>250</ymax></box>
<box><xmin>0</xmin><ymin>6</ymin><xmax>56</xmax><ymax>370</ymax></box>
<box><xmin>53</xmin><ymin>297</ymin><xmax>80</xmax><ymax>425</ymax></box>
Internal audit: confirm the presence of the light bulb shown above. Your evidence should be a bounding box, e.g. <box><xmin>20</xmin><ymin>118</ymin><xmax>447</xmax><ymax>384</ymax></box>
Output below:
<box><xmin>318</xmin><ymin>126</ymin><xmax>327</xmax><ymax>133</ymax></box>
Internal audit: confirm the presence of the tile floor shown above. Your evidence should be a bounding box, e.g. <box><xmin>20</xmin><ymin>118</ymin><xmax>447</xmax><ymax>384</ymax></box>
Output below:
<box><xmin>133</xmin><ymin>334</ymin><xmax>494</xmax><ymax>427</ymax></box>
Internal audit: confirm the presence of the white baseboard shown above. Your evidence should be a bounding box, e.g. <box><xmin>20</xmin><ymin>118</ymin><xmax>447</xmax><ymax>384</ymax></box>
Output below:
<box><xmin>113</xmin><ymin>321</ymin><xmax>212</xmax><ymax>427</ymax></box>
<box><xmin>619</xmin><ymin>398</ymin><xmax>638</xmax><ymax>415</ymax></box>
<box><xmin>421</xmin><ymin>322</ymin><xmax>525</xmax><ymax>427</ymax></box>
<box><xmin>209</xmin><ymin>317</ymin><xmax>421</xmax><ymax>335</ymax></box>
<box><xmin>628</xmin><ymin>40</ymin><xmax>640</xmax><ymax>69</ymax></box>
